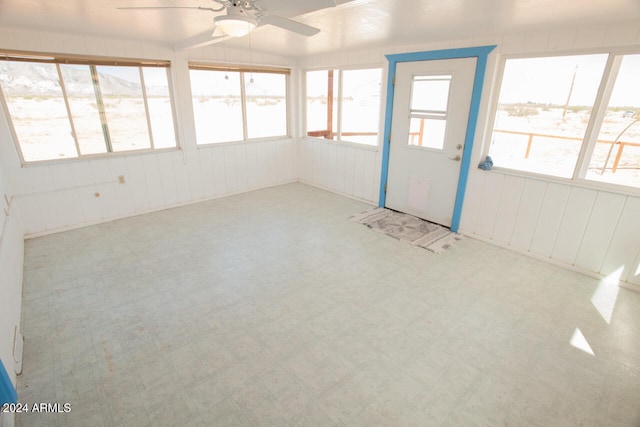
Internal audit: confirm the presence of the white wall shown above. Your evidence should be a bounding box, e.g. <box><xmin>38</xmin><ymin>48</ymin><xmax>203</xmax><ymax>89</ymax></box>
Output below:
<box><xmin>461</xmin><ymin>23</ymin><xmax>640</xmax><ymax>288</ymax></box>
<box><xmin>296</xmin><ymin>51</ymin><xmax>386</xmax><ymax>203</ymax></box>
<box><xmin>0</xmin><ymin>27</ymin><xmax>298</xmax><ymax>237</ymax></box>
<box><xmin>296</xmin><ymin>21</ymin><xmax>640</xmax><ymax>286</ymax></box>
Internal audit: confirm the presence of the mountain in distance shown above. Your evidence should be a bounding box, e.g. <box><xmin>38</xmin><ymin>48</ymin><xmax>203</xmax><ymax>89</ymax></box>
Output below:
<box><xmin>0</xmin><ymin>61</ymin><xmax>167</xmax><ymax>96</ymax></box>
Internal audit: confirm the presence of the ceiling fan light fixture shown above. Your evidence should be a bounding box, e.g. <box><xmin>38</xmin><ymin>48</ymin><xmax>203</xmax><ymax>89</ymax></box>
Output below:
<box><xmin>214</xmin><ymin>15</ymin><xmax>257</xmax><ymax>37</ymax></box>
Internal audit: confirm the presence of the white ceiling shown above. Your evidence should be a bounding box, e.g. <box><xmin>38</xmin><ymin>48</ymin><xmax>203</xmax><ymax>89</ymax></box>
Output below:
<box><xmin>1</xmin><ymin>0</ymin><xmax>639</xmax><ymax>57</ymax></box>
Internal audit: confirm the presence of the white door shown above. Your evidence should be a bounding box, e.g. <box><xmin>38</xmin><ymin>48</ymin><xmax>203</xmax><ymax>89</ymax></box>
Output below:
<box><xmin>386</xmin><ymin>57</ymin><xmax>477</xmax><ymax>227</ymax></box>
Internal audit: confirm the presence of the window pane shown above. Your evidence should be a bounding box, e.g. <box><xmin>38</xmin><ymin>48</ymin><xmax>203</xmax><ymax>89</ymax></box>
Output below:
<box><xmin>490</xmin><ymin>54</ymin><xmax>607</xmax><ymax>178</ymax></box>
<box><xmin>190</xmin><ymin>70</ymin><xmax>243</xmax><ymax>144</ymax></box>
<box><xmin>0</xmin><ymin>61</ymin><xmax>77</xmax><ymax>161</ymax></box>
<box><xmin>59</xmin><ymin>64</ymin><xmax>107</xmax><ymax>155</ymax></box>
<box><xmin>306</xmin><ymin>70</ymin><xmax>337</xmax><ymax>139</ymax></box>
<box><xmin>340</xmin><ymin>68</ymin><xmax>381</xmax><ymax>145</ymax></box>
<box><xmin>143</xmin><ymin>68</ymin><xmax>176</xmax><ymax>149</ymax></box>
<box><xmin>245</xmin><ymin>72</ymin><xmax>287</xmax><ymax>139</ymax></box>
<box><xmin>586</xmin><ymin>54</ymin><xmax>640</xmax><ymax>188</ymax></box>
<box><xmin>410</xmin><ymin>75</ymin><xmax>451</xmax><ymax>112</ymax></box>
<box><xmin>97</xmin><ymin>66</ymin><xmax>151</xmax><ymax>152</ymax></box>
<box><xmin>408</xmin><ymin>118</ymin><xmax>446</xmax><ymax>149</ymax></box>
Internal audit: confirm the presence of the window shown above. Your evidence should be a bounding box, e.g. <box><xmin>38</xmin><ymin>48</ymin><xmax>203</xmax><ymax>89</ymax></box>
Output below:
<box><xmin>489</xmin><ymin>52</ymin><xmax>640</xmax><ymax>190</ymax></box>
<box><xmin>408</xmin><ymin>75</ymin><xmax>451</xmax><ymax>150</ymax></box>
<box><xmin>305</xmin><ymin>68</ymin><xmax>382</xmax><ymax>146</ymax></box>
<box><xmin>0</xmin><ymin>51</ymin><xmax>177</xmax><ymax>163</ymax></box>
<box><xmin>584</xmin><ymin>54</ymin><xmax>640</xmax><ymax>188</ymax></box>
<box><xmin>189</xmin><ymin>64</ymin><xmax>289</xmax><ymax>145</ymax></box>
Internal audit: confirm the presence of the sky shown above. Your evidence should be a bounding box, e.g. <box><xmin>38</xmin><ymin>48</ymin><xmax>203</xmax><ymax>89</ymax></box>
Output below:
<box><xmin>499</xmin><ymin>53</ymin><xmax>639</xmax><ymax>108</ymax></box>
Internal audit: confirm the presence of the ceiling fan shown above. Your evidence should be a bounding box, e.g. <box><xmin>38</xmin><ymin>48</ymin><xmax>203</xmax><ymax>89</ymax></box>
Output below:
<box><xmin>119</xmin><ymin>0</ymin><xmax>348</xmax><ymax>49</ymax></box>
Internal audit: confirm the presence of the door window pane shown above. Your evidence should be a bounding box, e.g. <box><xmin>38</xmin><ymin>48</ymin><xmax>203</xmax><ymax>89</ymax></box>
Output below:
<box><xmin>586</xmin><ymin>54</ymin><xmax>640</xmax><ymax>188</ymax></box>
<box><xmin>410</xmin><ymin>75</ymin><xmax>451</xmax><ymax>112</ymax></box>
<box><xmin>407</xmin><ymin>75</ymin><xmax>450</xmax><ymax>149</ymax></box>
<box><xmin>489</xmin><ymin>54</ymin><xmax>608</xmax><ymax>178</ymax></box>
<box><xmin>409</xmin><ymin>118</ymin><xmax>447</xmax><ymax>149</ymax></box>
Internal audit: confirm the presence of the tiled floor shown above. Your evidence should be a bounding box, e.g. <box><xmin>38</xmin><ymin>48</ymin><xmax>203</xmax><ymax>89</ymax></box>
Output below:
<box><xmin>17</xmin><ymin>183</ymin><xmax>640</xmax><ymax>426</ymax></box>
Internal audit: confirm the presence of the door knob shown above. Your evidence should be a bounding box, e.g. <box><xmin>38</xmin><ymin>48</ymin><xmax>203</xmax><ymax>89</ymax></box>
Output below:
<box><xmin>448</xmin><ymin>155</ymin><xmax>461</xmax><ymax>161</ymax></box>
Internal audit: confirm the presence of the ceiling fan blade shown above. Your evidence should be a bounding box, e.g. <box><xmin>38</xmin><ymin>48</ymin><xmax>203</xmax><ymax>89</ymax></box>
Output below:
<box><xmin>259</xmin><ymin>15</ymin><xmax>320</xmax><ymax>36</ymax></box>
<box><xmin>117</xmin><ymin>6</ymin><xmax>223</xmax><ymax>12</ymax></box>
<box><xmin>257</xmin><ymin>0</ymin><xmax>337</xmax><ymax>17</ymax></box>
<box><xmin>174</xmin><ymin>30</ymin><xmax>231</xmax><ymax>50</ymax></box>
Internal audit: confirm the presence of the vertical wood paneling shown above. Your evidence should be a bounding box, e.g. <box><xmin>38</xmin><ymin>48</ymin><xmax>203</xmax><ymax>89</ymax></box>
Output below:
<box><xmin>459</xmin><ymin>170</ymin><xmax>486</xmax><ymax>232</ymax></box>
<box><xmin>334</xmin><ymin>145</ymin><xmax>347</xmax><ymax>194</ymax></box>
<box><xmin>185</xmin><ymin>151</ymin><xmax>204</xmax><ymax>201</ymax></box>
<box><xmin>109</xmin><ymin>157</ymin><xmax>135</xmax><ymax>217</ymax></box>
<box><xmin>198</xmin><ymin>148</ymin><xmax>216</xmax><ymax>198</ymax></box>
<box><xmin>344</xmin><ymin>147</ymin><xmax>356</xmax><ymax>197</ymax></box>
<box><xmin>125</xmin><ymin>155</ymin><xmax>151</xmax><ymax>213</ymax></box>
<box><xmin>142</xmin><ymin>155</ymin><xmax>164</xmax><ymax>209</ymax></box>
<box><xmin>551</xmin><ymin>187</ymin><xmax>597</xmax><ymax>265</ymax></box>
<box><xmin>170</xmin><ymin>154</ymin><xmax>190</xmax><ymax>204</ymax></box>
<box><xmin>353</xmin><ymin>149</ymin><xmax>366</xmax><ymax>199</ymax></box>
<box><xmin>68</xmin><ymin>161</ymin><xmax>93</xmax><ymax>188</ymax></box>
<box><xmin>234</xmin><ymin>144</ymin><xmax>249</xmax><ymax>192</ymax></box>
<box><xmin>574</xmin><ymin>191</ymin><xmax>626</xmax><ymax>273</ymax></box>
<box><xmin>267</xmin><ymin>141</ymin><xmax>281</xmax><ymax>185</ymax></box>
<box><xmin>492</xmin><ymin>175</ymin><xmax>525</xmax><ymax>244</ymax></box>
<box><xmin>26</xmin><ymin>165</ymin><xmax>54</xmax><ymax>194</ymax></box>
<box><xmin>94</xmin><ymin>182</ymin><xmax>119</xmax><ymax>221</ymax></box>
<box><xmin>474</xmin><ymin>172</ymin><xmax>504</xmax><ymax>238</ymax></box>
<box><xmin>245</xmin><ymin>143</ymin><xmax>258</xmax><ymax>190</ymax></box>
<box><xmin>211</xmin><ymin>146</ymin><xmax>227</xmax><ymax>196</ymax></box>
<box><xmin>364</xmin><ymin>151</ymin><xmax>377</xmax><ymax>202</ymax></box>
<box><xmin>255</xmin><ymin>142</ymin><xmax>270</xmax><ymax>187</ymax></box>
<box><xmin>273</xmin><ymin>141</ymin><xmax>286</xmax><ymax>184</ymax></box>
<box><xmin>512</xmin><ymin>179</ymin><xmax>546</xmax><ymax>250</ymax></box>
<box><xmin>15</xmin><ymin>197</ymin><xmax>44</xmax><ymax>234</ymax></box>
<box><xmin>223</xmin><ymin>146</ymin><xmax>238</xmax><ymax>194</ymax></box>
<box><xmin>529</xmin><ymin>183</ymin><xmax>570</xmax><ymax>257</ymax></box>
<box><xmin>327</xmin><ymin>144</ymin><xmax>337</xmax><ymax>191</ymax></box>
<box><xmin>50</xmin><ymin>164</ymin><xmax>76</xmax><ymax>190</ymax></box>
<box><xmin>38</xmin><ymin>191</ymin><xmax>65</xmax><ymax>231</ymax></box>
<box><xmin>601</xmin><ymin>197</ymin><xmax>640</xmax><ymax>281</ymax></box>
<box><xmin>157</xmin><ymin>152</ymin><xmax>179</xmax><ymax>206</ymax></box>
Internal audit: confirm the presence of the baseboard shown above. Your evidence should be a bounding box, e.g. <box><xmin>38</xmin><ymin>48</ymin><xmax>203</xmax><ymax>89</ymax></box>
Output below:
<box><xmin>296</xmin><ymin>179</ymin><xmax>378</xmax><ymax>207</ymax></box>
<box><xmin>23</xmin><ymin>180</ymin><xmax>298</xmax><ymax>240</ymax></box>
<box><xmin>461</xmin><ymin>232</ymin><xmax>639</xmax><ymax>292</ymax></box>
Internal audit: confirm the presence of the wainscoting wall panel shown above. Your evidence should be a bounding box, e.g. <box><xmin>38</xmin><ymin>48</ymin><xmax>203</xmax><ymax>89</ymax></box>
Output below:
<box><xmin>461</xmin><ymin>169</ymin><xmax>640</xmax><ymax>285</ymax></box>
<box><xmin>297</xmin><ymin>139</ymin><xmax>381</xmax><ymax>204</ymax></box>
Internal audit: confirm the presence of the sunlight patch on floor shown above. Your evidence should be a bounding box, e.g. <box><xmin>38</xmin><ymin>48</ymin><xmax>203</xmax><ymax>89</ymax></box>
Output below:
<box><xmin>591</xmin><ymin>266</ymin><xmax>623</xmax><ymax>324</ymax></box>
<box><xmin>570</xmin><ymin>328</ymin><xmax>595</xmax><ymax>356</ymax></box>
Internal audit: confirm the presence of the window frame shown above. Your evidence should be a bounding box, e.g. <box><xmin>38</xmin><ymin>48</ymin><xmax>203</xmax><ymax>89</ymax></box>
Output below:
<box><xmin>0</xmin><ymin>50</ymin><xmax>180</xmax><ymax>165</ymax></box>
<box><xmin>188</xmin><ymin>62</ymin><xmax>291</xmax><ymax>146</ymax></box>
<box><xmin>485</xmin><ymin>47</ymin><xmax>640</xmax><ymax>196</ymax></box>
<box><xmin>303</xmin><ymin>65</ymin><xmax>383</xmax><ymax>148</ymax></box>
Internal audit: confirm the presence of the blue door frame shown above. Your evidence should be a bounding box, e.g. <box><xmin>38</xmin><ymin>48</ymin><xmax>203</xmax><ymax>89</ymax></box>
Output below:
<box><xmin>379</xmin><ymin>45</ymin><xmax>496</xmax><ymax>232</ymax></box>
